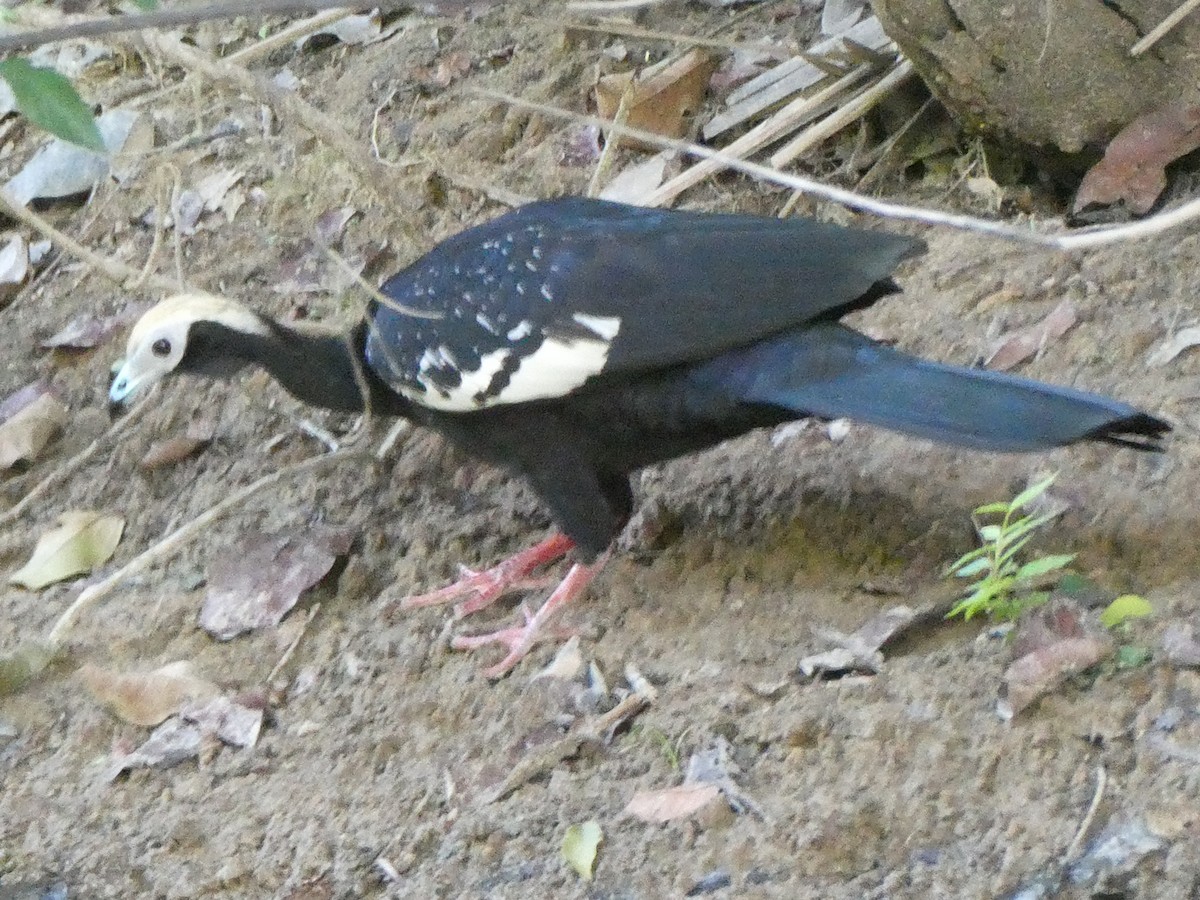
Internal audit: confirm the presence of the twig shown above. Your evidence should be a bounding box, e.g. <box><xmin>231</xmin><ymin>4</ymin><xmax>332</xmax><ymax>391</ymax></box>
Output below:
<box><xmin>564</xmin><ymin>20</ymin><xmax>763</xmax><ymax>52</ymax></box>
<box><xmin>470</xmin><ymin>87</ymin><xmax>1200</xmax><ymax>250</ymax></box>
<box><xmin>0</xmin><ymin>189</ymin><xmax>180</xmax><ymax>293</ymax></box>
<box><xmin>317</xmin><ymin>243</ymin><xmax>443</xmax><ymax>319</ymax></box>
<box><xmin>0</xmin><ymin>0</ymin><xmax>378</xmax><ymax>53</ymax></box>
<box><xmin>643</xmin><ymin>61</ymin><xmax>874</xmax><ymax>207</ymax></box>
<box><xmin>0</xmin><ymin>393</ymin><xmax>154</xmax><ymax>531</ymax></box>
<box><xmin>1064</xmin><ymin>765</ymin><xmax>1107</xmax><ymax>861</ymax></box>
<box><xmin>46</xmin><ymin>448</ymin><xmax>364</xmax><ymax>646</ymax></box>
<box><xmin>587</xmin><ymin>80</ymin><xmax>634</xmax><ymax>198</ymax></box>
<box><xmin>1130</xmin><ymin>0</ymin><xmax>1200</xmax><ymax>55</ymax></box>
<box><xmin>266</xmin><ymin>602</ymin><xmax>320</xmax><ymax>683</ymax></box>
<box><xmin>481</xmin><ymin>691</ymin><xmax>650</xmax><ymax>803</ymax></box>
<box><xmin>770</xmin><ymin>59</ymin><xmax>913</xmax><ymax>168</ymax></box>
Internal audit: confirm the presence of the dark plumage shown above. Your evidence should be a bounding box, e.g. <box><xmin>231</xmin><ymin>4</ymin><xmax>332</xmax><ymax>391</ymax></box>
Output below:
<box><xmin>110</xmin><ymin>198</ymin><xmax>1169</xmax><ymax>676</ymax></box>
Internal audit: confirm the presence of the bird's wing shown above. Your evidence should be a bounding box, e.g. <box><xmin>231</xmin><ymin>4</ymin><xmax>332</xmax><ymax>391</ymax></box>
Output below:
<box><xmin>364</xmin><ymin>198</ymin><xmax>923</xmax><ymax>412</ymax></box>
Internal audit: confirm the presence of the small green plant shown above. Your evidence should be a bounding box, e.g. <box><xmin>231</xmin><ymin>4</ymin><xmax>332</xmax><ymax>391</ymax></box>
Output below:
<box><xmin>946</xmin><ymin>474</ymin><xmax>1076</xmax><ymax>621</ymax></box>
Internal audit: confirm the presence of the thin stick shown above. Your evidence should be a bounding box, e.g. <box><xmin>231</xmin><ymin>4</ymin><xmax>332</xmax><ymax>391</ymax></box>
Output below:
<box><xmin>46</xmin><ymin>449</ymin><xmax>364</xmax><ymax>646</ymax></box>
<box><xmin>470</xmin><ymin>87</ymin><xmax>1200</xmax><ymax>250</ymax></box>
<box><xmin>643</xmin><ymin>62</ymin><xmax>874</xmax><ymax>207</ymax></box>
<box><xmin>588</xmin><ymin>81</ymin><xmax>634</xmax><ymax>198</ymax></box>
<box><xmin>770</xmin><ymin>59</ymin><xmax>913</xmax><ymax>168</ymax></box>
<box><xmin>0</xmin><ymin>394</ymin><xmax>154</xmax><ymax>530</ymax></box>
<box><xmin>1130</xmin><ymin>0</ymin><xmax>1200</xmax><ymax>55</ymax></box>
<box><xmin>266</xmin><ymin>602</ymin><xmax>320</xmax><ymax>684</ymax></box>
<box><xmin>1064</xmin><ymin>765</ymin><xmax>1107</xmax><ymax>861</ymax></box>
<box><xmin>0</xmin><ymin>189</ymin><xmax>180</xmax><ymax>293</ymax></box>
<box><xmin>0</xmin><ymin>0</ymin><xmax>377</xmax><ymax>53</ymax></box>
<box><xmin>564</xmin><ymin>20</ymin><xmax>759</xmax><ymax>51</ymax></box>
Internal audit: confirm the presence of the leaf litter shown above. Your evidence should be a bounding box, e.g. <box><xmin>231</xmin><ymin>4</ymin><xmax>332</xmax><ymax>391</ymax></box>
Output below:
<box><xmin>624</xmin><ymin>736</ymin><xmax>762</xmax><ymax>824</ymax></box>
<box><xmin>199</xmin><ymin>525</ymin><xmax>354</xmax><ymax>640</ymax></box>
<box><xmin>984</xmin><ymin>300</ymin><xmax>1078</xmax><ymax>371</ymax></box>
<box><xmin>79</xmin><ymin>661</ymin><xmax>219</xmax><ymax>727</ymax></box>
<box><xmin>798</xmin><ymin>604</ymin><xmax>918</xmax><ymax>677</ymax></box>
<box><xmin>997</xmin><ymin>598</ymin><xmax>1115</xmax><ymax>720</ymax></box>
<box><xmin>0</xmin><ymin>390</ymin><xmax>66</xmax><ymax>469</ymax></box>
<box><xmin>9</xmin><ymin>511</ymin><xmax>124</xmax><ymax>590</ymax></box>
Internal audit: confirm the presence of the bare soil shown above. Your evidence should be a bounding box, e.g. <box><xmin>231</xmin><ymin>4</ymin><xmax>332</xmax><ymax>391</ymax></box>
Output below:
<box><xmin>1</xmin><ymin>4</ymin><xmax>1198</xmax><ymax>899</ymax></box>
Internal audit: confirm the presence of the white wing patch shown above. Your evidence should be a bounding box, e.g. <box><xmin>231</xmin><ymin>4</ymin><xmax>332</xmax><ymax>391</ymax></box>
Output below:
<box><xmin>396</xmin><ymin>314</ymin><xmax>623</xmax><ymax>412</ymax></box>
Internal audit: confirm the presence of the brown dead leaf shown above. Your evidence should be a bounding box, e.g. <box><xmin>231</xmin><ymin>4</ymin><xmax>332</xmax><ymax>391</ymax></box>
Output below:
<box><xmin>80</xmin><ymin>661</ymin><xmax>219</xmax><ymax>726</ymax></box>
<box><xmin>999</xmin><ymin>637</ymin><xmax>1114</xmax><ymax>719</ymax></box>
<box><xmin>313</xmin><ymin>207</ymin><xmax>358</xmax><ymax>246</ymax></box>
<box><xmin>138</xmin><ymin>435</ymin><xmax>210</xmax><ymax>470</ymax></box>
<box><xmin>199</xmin><ymin>525</ymin><xmax>354</xmax><ymax>640</ymax></box>
<box><xmin>9</xmin><ymin>510</ymin><xmax>124</xmax><ymax>589</ymax></box>
<box><xmin>0</xmin><ymin>392</ymin><xmax>68</xmax><ymax>469</ymax></box>
<box><xmin>1074</xmin><ymin>105</ymin><xmax>1200</xmax><ymax>215</ymax></box>
<box><xmin>623</xmin><ymin>783</ymin><xmax>723</xmax><ymax>824</ymax></box>
<box><xmin>984</xmin><ymin>300</ymin><xmax>1078</xmax><ymax>371</ymax></box>
<box><xmin>595</xmin><ymin>50</ymin><xmax>718</xmax><ymax>150</ymax></box>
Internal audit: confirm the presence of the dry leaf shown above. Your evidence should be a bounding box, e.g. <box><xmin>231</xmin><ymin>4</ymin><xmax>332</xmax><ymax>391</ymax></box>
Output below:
<box><xmin>4</xmin><ymin>109</ymin><xmax>139</xmax><ymax>206</ymax></box>
<box><xmin>0</xmin><ymin>379</ymin><xmax>50</xmax><ymax>425</ymax></box>
<box><xmin>0</xmin><ymin>392</ymin><xmax>69</xmax><ymax>470</ymax></box>
<box><xmin>199</xmin><ymin>526</ymin><xmax>354</xmax><ymax>639</ymax></box>
<box><xmin>984</xmin><ymin>300</ymin><xmax>1078</xmax><ymax>371</ymax></box>
<box><xmin>799</xmin><ymin>605</ymin><xmax>917</xmax><ymax>677</ymax></box>
<box><xmin>624</xmin><ymin>783</ymin><xmax>723</xmax><ymax>824</ymax></box>
<box><xmin>180</xmin><ymin>695</ymin><xmax>264</xmax><ymax>748</ymax></box>
<box><xmin>561</xmin><ymin>820</ymin><xmax>602</xmax><ymax>881</ymax></box>
<box><xmin>40</xmin><ymin>303</ymin><xmax>149</xmax><ymax>351</ymax></box>
<box><xmin>595</xmin><ymin>50</ymin><xmax>718</xmax><ymax>150</ymax></box>
<box><xmin>105</xmin><ymin>718</ymin><xmax>204</xmax><ymax>782</ymax></box>
<box><xmin>999</xmin><ymin>632</ymin><xmax>1114</xmax><ymax>720</ymax></box>
<box><xmin>599</xmin><ymin>152</ymin><xmax>671</xmax><ymax>204</ymax></box>
<box><xmin>79</xmin><ymin>661</ymin><xmax>219</xmax><ymax>726</ymax></box>
<box><xmin>10</xmin><ymin>511</ymin><xmax>124</xmax><ymax>589</ymax></box>
<box><xmin>138</xmin><ymin>435</ymin><xmax>210</xmax><ymax>470</ymax></box>
<box><xmin>531</xmin><ymin>635</ymin><xmax>583</xmax><ymax>681</ymax></box>
<box><xmin>1146</xmin><ymin>325</ymin><xmax>1200</xmax><ymax>368</ymax></box>
<box><xmin>1074</xmin><ymin>105</ymin><xmax>1200</xmax><ymax>215</ymax></box>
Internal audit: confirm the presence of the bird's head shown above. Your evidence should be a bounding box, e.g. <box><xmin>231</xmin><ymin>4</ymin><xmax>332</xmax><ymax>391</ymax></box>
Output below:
<box><xmin>109</xmin><ymin>292</ymin><xmax>271</xmax><ymax>411</ymax></box>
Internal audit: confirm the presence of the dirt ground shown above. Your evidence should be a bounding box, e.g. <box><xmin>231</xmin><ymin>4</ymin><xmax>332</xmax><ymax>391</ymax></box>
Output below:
<box><xmin>2</xmin><ymin>3</ymin><xmax>1199</xmax><ymax>899</ymax></box>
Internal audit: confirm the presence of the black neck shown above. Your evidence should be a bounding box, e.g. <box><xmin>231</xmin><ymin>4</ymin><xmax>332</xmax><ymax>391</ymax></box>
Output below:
<box><xmin>183</xmin><ymin>320</ymin><xmax>409</xmax><ymax>415</ymax></box>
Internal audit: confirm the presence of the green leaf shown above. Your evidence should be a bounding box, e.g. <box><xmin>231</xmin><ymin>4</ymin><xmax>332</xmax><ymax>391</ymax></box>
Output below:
<box><xmin>1010</xmin><ymin>473</ymin><xmax>1057</xmax><ymax>512</ymax></box>
<box><xmin>561</xmin><ymin>821</ymin><xmax>602</xmax><ymax>881</ymax></box>
<box><xmin>952</xmin><ymin>557</ymin><xmax>991</xmax><ymax>578</ymax></box>
<box><xmin>0</xmin><ymin>58</ymin><xmax>104</xmax><ymax>151</ymax></box>
<box><xmin>977</xmin><ymin>524</ymin><xmax>1002</xmax><ymax>543</ymax></box>
<box><xmin>1116</xmin><ymin>645</ymin><xmax>1152</xmax><ymax>668</ymax></box>
<box><xmin>1100</xmin><ymin>594</ymin><xmax>1153</xmax><ymax>629</ymax></box>
<box><xmin>1014</xmin><ymin>554</ymin><xmax>1076</xmax><ymax>581</ymax></box>
<box><xmin>972</xmin><ymin>501</ymin><xmax>1013</xmax><ymax>516</ymax></box>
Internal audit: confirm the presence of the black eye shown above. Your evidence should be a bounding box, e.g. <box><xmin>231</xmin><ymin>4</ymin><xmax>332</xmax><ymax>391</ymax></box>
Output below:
<box><xmin>151</xmin><ymin>338</ymin><xmax>171</xmax><ymax>357</ymax></box>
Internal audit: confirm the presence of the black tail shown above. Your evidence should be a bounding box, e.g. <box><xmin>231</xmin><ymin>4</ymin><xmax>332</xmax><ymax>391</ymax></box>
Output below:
<box><xmin>715</xmin><ymin>323</ymin><xmax>1169</xmax><ymax>452</ymax></box>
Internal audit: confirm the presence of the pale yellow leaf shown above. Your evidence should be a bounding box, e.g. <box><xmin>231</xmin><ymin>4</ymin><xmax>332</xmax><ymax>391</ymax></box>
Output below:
<box><xmin>10</xmin><ymin>511</ymin><xmax>124</xmax><ymax>589</ymax></box>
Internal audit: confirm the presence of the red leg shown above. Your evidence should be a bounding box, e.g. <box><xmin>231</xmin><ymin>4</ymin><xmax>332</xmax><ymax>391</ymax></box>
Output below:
<box><xmin>451</xmin><ymin>555</ymin><xmax>608</xmax><ymax>679</ymax></box>
<box><xmin>399</xmin><ymin>533</ymin><xmax>575</xmax><ymax>618</ymax></box>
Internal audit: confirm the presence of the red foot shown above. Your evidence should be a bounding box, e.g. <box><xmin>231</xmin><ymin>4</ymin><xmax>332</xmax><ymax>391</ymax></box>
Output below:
<box><xmin>451</xmin><ymin>558</ymin><xmax>607</xmax><ymax>678</ymax></box>
<box><xmin>399</xmin><ymin>533</ymin><xmax>575</xmax><ymax>618</ymax></box>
